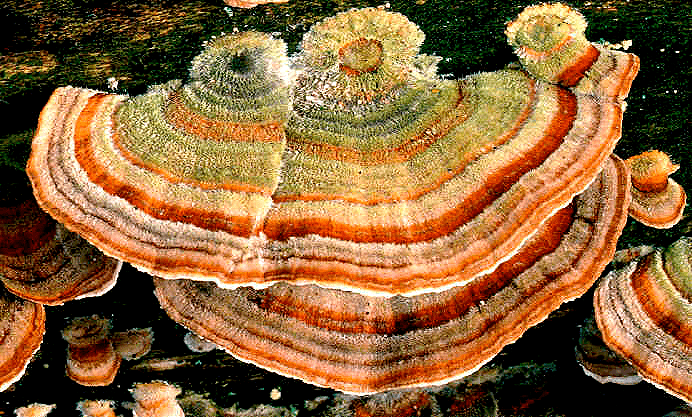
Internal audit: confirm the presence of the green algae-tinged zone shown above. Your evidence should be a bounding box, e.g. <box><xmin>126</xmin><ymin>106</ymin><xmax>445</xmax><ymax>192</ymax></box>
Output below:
<box><xmin>116</xmin><ymin>92</ymin><xmax>285</xmax><ymax>190</ymax></box>
<box><xmin>289</xmin><ymin>81</ymin><xmax>459</xmax><ymax>151</ymax></box>
<box><xmin>663</xmin><ymin>238</ymin><xmax>692</xmax><ymax>305</ymax></box>
<box><xmin>279</xmin><ymin>70</ymin><xmax>534</xmax><ymax>201</ymax></box>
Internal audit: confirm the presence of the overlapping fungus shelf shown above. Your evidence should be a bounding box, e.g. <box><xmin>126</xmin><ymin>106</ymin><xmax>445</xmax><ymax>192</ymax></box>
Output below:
<box><xmin>27</xmin><ymin>5</ymin><xmax>639</xmax><ymax>297</ymax></box>
<box><xmin>594</xmin><ymin>237</ymin><xmax>692</xmax><ymax>403</ymax></box>
<box><xmin>0</xmin><ymin>288</ymin><xmax>45</xmax><ymax>392</ymax></box>
<box><xmin>0</xmin><ymin>187</ymin><xmax>121</xmax><ymax>306</ymax></box>
<box><xmin>154</xmin><ymin>156</ymin><xmax>630</xmax><ymax>393</ymax></box>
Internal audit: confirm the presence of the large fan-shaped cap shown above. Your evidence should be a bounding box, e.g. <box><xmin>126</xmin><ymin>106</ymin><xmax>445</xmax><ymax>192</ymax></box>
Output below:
<box><xmin>154</xmin><ymin>156</ymin><xmax>630</xmax><ymax>394</ymax></box>
<box><xmin>27</xmin><ymin>6</ymin><xmax>639</xmax><ymax>296</ymax></box>
<box><xmin>594</xmin><ymin>237</ymin><xmax>692</xmax><ymax>403</ymax></box>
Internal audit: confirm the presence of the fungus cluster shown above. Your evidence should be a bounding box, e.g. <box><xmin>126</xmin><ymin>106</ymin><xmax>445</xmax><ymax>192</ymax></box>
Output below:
<box><xmin>21</xmin><ymin>2</ymin><xmax>687</xmax><ymax>397</ymax></box>
<box><xmin>62</xmin><ymin>315</ymin><xmax>153</xmax><ymax>386</ymax></box>
<box><xmin>0</xmin><ymin>133</ymin><xmax>122</xmax><ymax>392</ymax></box>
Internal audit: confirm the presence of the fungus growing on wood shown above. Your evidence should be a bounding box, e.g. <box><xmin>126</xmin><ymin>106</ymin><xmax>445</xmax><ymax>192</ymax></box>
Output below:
<box><xmin>155</xmin><ymin>156</ymin><xmax>631</xmax><ymax>394</ymax></box>
<box><xmin>27</xmin><ymin>3</ymin><xmax>650</xmax><ymax>394</ymax></box>
<box><xmin>594</xmin><ymin>237</ymin><xmax>692</xmax><ymax>403</ymax></box>
<box><xmin>625</xmin><ymin>150</ymin><xmax>686</xmax><ymax>228</ymax></box>
<box><xmin>62</xmin><ymin>315</ymin><xmax>121</xmax><ymax>386</ymax></box>
<box><xmin>130</xmin><ymin>381</ymin><xmax>184</xmax><ymax>417</ymax></box>
<box><xmin>0</xmin><ymin>288</ymin><xmax>45</xmax><ymax>392</ymax></box>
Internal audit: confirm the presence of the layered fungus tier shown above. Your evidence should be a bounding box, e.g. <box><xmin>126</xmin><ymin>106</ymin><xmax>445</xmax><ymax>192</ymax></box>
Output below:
<box><xmin>594</xmin><ymin>237</ymin><xmax>692</xmax><ymax>403</ymax></box>
<box><xmin>25</xmin><ymin>4</ymin><xmax>651</xmax><ymax>394</ymax></box>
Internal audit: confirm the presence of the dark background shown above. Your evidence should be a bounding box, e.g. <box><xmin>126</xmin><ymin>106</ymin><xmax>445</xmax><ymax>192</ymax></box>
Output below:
<box><xmin>1</xmin><ymin>0</ymin><xmax>690</xmax><ymax>415</ymax></box>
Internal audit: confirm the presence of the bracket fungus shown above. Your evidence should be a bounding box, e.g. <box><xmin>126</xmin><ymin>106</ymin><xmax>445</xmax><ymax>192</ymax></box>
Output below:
<box><xmin>25</xmin><ymin>3</ymin><xmax>664</xmax><ymax>394</ymax></box>
<box><xmin>130</xmin><ymin>381</ymin><xmax>184</xmax><ymax>417</ymax></box>
<box><xmin>62</xmin><ymin>315</ymin><xmax>122</xmax><ymax>387</ymax></box>
<box><xmin>76</xmin><ymin>400</ymin><xmax>117</xmax><ymax>417</ymax></box>
<box><xmin>0</xmin><ymin>288</ymin><xmax>45</xmax><ymax>392</ymax></box>
<box><xmin>155</xmin><ymin>156</ymin><xmax>631</xmax><ymax>393</ymax></box>
<box><xmin>594</xmin><ymin>237</ymin><xmax>692</xmax><ymax>403</ymax></box>
<box><xmin>0</xmin><ymin>193</ymin><xmax>121</xmax><ymax>306</ymax></box>
<box><xmin>27</xmin><ymin>5</ymin><xmax>638</xmax><ymax>296</ymax></box>
<box><xmin>625</xmin><ymin>150</ymin><xmax>686</xmax><ymax>229</ymax></box>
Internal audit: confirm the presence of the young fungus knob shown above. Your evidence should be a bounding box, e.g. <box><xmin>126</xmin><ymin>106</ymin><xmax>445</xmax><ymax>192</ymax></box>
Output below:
<box><xmin>506</xmin><ymin>3</ymin><xmax>590</xmax><ymax>85</ymax></box>
<box><xmin>76</xmin><ymin>400</ymin><xmax>117</xmax><ymax>417</ymax></box>
<box><xmin>338</xmin><ymin>38</ymin><xmax>384</xmax><ymax>76</ymax></box>
<box><xmin>506</xmin><ymin>3</ymin><xmax>639</xmax><ymax>99</ymax></box>
<box><xmin>625</xmin><ymin>150</ymin><xmax>686</xmax><ymax>228</ymax></box>
<box><xmin>296</xmin><ymin>7</ymin><xmax>426</xmax><ymax>103</ymax></box>
<box><xmin>61</xmin><ymin>315</ymin><xmax>121</xmax><ymax>386</ymax></box>
<box><xmin>131</xmin><ymin>381</ymin><xmax>184</xmax><ymax>417</ymax></box>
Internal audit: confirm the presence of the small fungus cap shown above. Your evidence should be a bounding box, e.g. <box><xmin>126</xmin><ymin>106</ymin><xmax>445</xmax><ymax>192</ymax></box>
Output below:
<box><xmin>61</xmin><ymin>315</ymin><xmax>112</xmax><ymax>347</ymax></box>
<box><xmin>625</xmin><ymin>150</ymin><xmax>686</xmax><ymax>229</ymax></box>
<box><xmin>626</xmin><ymin>150</ymin><xmax>679</xmax><ymax>192</ymax></box>
<box><xmin>506</xmin><ymin>3</ymin><xmax>587</xmax><ymax>57</ymax></box>
<box><xmin>13</xmin><ymin>403</ymin><xmax>55</xmax><ymax>417</ymax></box>
<box><xmin>76</xmin><ymin>400</ymin><xmax>117</xmax><ymax>417</ymax></box>
<box><xmin>297</xmin><ymin>7</ymin><xmax>426</xmax><ymax>100</ymax></box>
<box><xmin>113</xmin><ymin>327</ymin><xmax>154</xmax><ymax>361</ymax></box>
<box><xmin>131</xmin><ymin>381</ymin><xmax>184</xmax><ymax>417</ymax></box>
<box><xmin>62</xmin><ymin>315</ymin><xmax>121</xmax><ymax>387</ymax></box>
